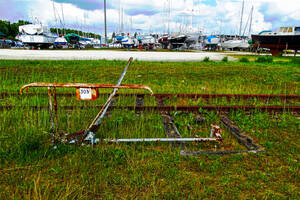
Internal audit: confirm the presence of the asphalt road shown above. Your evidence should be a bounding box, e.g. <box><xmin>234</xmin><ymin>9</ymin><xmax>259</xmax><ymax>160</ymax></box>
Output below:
<box><xmin>0</xmin><ymin>49</ymin><xmax>236</xmax><ymax>61</ymax></box>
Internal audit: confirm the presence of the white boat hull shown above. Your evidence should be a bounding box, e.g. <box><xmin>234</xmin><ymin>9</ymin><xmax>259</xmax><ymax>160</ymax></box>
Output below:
<box><xmin>222</xmin><ymin>40</ymin><xmax>249</xmax><ymax>49</ymax></box>
<box><xmin>19</xmin><ymin>35</ymin><xmax>56</xmax><ymax>45</ymax></box>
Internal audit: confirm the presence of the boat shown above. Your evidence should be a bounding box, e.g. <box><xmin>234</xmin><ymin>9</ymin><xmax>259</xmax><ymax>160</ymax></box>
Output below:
<box><xmin>121</xmin><ymin>35</ymin><xmax>136</xmax><ymax>48</ymax></box>
<box><xmin>79</xmin><ymin>37</ymin><xmax>93</xmax><ymax>48</ymax></box>
<box><xmin>18</xmin><ymin>24</ymin><xmax>57</xmax><ymax>49</ymax></box>
<box><xmin>251</xmin><ymin>26</ymin><xmax>300</xmax><ymax>55</ymax></box>
<box><xmin>185</xmin><ymin>33</ymin><xmax>203</xmax><ymax>49</ymax></box>
<box><xmin>115</xmin><ymin>33</ymin><xmax>126</xmax><ymax>44</ymax></box>
<box><xmin>204</xmin><ymin>35</ymin><xmax>220</xmax><ymax>50</ymax></box>
<box><xmin>64</xmin><ymin>33</ymin><xmax>80</xmax><ymax>48</ymax></box>
<box><xmin>54</xmin><ymin>37</ymin><xmax>68</xmax><ymax>49</ymax></box>
<box><xmin>91</xmin><ymin>38</ymin><xmax>101</xmax><ymax>48</ymax></box>
<box><xmin>141</xmin><ymin>35</ymin><xmax>155</xmax><ymax>50</ymax></box>
<box><xmin>168</xmin><ymin>34</ymin><xmax>187</xmax><ymax>49</ymax></box>
<box><xmin>158</xmin><ymin>35</ymin><xmax>169</xmax><ymax>49</ymax></box>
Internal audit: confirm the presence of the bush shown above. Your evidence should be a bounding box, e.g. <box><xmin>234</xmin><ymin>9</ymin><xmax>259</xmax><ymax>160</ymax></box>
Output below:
<box><xmin>203</xmin><ymin>57</ymin><xmax>210</xmax><ymax>62</ymax></box>
<box><xmin>256</xmin><ymin>56</ymin><xmax>273</xmax><ymax>63</ymax></box>
<box><xmin>239</xmin><ymin>57</ymin><xmax>250</xmax><ymax>63</ymax></box>
<box><xmin>222</xmin><ymin>56</ymin><xmax>228</xmax><ymax>62</ymax></box>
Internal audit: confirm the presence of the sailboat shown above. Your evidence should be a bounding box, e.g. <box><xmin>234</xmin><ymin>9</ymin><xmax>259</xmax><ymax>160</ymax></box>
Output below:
<box><xmin>222</xmin><ymin>1</ymin><xmax>251</xmax><ymax>50</ymax></box>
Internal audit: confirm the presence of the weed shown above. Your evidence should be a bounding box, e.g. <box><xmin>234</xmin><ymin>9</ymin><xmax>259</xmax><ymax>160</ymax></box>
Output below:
<box><xmin>239</xmin><ymin>57</ymin><xmax>250</xmax><ymax>62</ymax></box>
<box><xmin>256</xmin><ymin>56</ymin><xmax>273</xmax><ymax>63</ymax></box>
<box><xmin>203</xmin><ymin>56</ymin><xmax>210</xmax><ymax>62</ymax></box>
<box><xmin>222</xmin><ymin>56</ymin><xmax>228</xmax><ymax>62</ymax></box>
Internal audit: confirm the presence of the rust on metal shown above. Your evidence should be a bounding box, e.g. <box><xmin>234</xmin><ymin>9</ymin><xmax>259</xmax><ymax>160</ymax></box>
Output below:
<box><xmin>20</xmin><ymin>83</ymin><xmax>153</xmax><ymax>95</ymax></box>
<box><xmin>1</xmin><ymin>105</ymin><xmax>300</xmax><ymax>112</ymax></box>
<box><xmin>15</xmin><ymin>57</ymin><xmax>299</xmax><ymax>151</ymax></box>
<box><xmin>6</xmin><ymin>92</ymin><xmax>300</xmax><ymax>101</ymax></box>
<box><xmin>180</xmin><ymin>150</ymin><xmax>266</xmax><ymax>156</ymax></box>
<box><xmin>210</xmin><ymin>125</ymin><xmax>223</xmax><ymax>142</ymax></box>
<box><xmin>53</xmin><ymin>87</ymin><xmax>59</xmax><ymax>135</ymax></box>
<box><xmin>47</xmin><ymin>87</ymin><xmax>55</xmax><ymax>143</ymax></box>
<box><xmin>73</xmin><ymin>57</ymin><xmax>134</xmax><ymax>144</ymax></box>
<box><xmin>220</xmin><ymin>115</ymin><xmax>261</xmax><ymax>150</ymax></box>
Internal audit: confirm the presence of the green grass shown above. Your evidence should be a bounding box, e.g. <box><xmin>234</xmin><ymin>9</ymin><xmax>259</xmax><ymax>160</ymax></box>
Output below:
<box><xmin>0</xmin><ymin>59</ymin><xmax>299</xmax><ymax>94</ymax></box>
<box><xmin>0</xmin><ymin>59</ymin><xmax>299</xmax><ymax>199</ymax></box>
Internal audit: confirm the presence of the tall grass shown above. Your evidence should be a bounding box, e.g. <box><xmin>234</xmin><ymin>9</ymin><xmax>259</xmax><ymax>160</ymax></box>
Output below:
<box><xmin>0</xmin><ymin>59</ymin><xmax>299</xmax><ymax>199</ymax></box>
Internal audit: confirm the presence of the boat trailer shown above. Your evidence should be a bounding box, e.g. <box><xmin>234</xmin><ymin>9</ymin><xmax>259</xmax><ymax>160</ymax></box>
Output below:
<box><xmin>20</xmin><ymin>57</ymin><xmax>223</xmax><ymax>146</ymax></box>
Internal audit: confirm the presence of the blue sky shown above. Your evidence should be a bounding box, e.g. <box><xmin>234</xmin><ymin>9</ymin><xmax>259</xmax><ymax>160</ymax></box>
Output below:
<box><xmin>0</xmin><ymin>0</ymin><xmax>299</xmax><ymax>36</ymax></box>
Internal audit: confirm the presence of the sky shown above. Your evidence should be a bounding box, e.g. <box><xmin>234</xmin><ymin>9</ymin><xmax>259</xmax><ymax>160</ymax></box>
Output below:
<box><xmin>0</xmin><ymin>0</ymin><xmax>299</xmax><ymax>36</ymax></box>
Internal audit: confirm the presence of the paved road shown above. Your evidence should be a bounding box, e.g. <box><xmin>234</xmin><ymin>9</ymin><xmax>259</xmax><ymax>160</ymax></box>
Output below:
<box><xmin>0</xmin><ymin>49</ymin><xmax>235</xmax><ymax>61</ymax></box>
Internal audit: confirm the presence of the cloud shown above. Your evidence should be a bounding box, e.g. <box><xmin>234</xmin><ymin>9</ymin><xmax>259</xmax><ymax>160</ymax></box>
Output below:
<box><xmin>0</xmin><ymin>0</ymin><xmax>299</xmax><ymax>35</ymax></box>
<box><xmin>53</xmin><ymin>0</ymin><xmax>109</xmax><ymax>11</ymax></box>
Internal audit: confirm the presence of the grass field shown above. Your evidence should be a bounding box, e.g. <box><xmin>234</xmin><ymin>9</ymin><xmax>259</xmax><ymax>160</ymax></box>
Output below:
<box><xmin>0</xmin><ymin>57</ymin><xmax>299</xmax><ymax>199</ymax></box>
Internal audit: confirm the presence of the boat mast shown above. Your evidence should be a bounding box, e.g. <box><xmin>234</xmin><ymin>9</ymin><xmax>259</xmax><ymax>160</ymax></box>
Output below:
<box><xmin>118</xmin><ymin>0</ymin><xmax>121</xmax><ymax>33</ymax></box>
<box><xmin>121</xmin><ymin>7</ymin><xmax>124</xmax><ymax>33</ymax></box>
<box><xmin>61</xmin><ymin>3</ymin><xmax>66</xmax><ymax>35</ymax></box>
<box><xmin>52</xmin><ymin>0</ymin><xmax>59</xmax><ymax>35</ymax></box>
<box><xmin>242</xmin><ymin>5</ymin><xmax>254</xmax><ymax>37</ymax></box>
<box><xmin>168</xmin><ymin>0</ymin><xmax>171</xmax><ymax>34</ymax></box>
<box><xmin>248</xmin><ymin>6</ymin><xmax>253</xmax><ymax>36</ymax></box>
<box><xmin>239</xmin><ymin>0</ymin><xmax>245</xmax><ymax>36</ymax></box>
<box><xmin>130</xmin><ymin>16</ymin><xmax>133</xmax><ymax>34</ymax></box>
<box><xmin>104</xmin><ymin>0</ymin><xmax>107</xmax><ymax>45</ymax></box>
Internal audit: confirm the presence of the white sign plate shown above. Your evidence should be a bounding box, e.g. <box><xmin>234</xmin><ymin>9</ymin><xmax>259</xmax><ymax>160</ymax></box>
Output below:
<box><xmin>79</xmin><ymin>88</ymin><xmax>92</xmax><ymax>100</ymax></box>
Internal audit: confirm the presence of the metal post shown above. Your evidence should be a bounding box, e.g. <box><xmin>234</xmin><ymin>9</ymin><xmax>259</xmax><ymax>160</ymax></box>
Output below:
<box><xmin>104</xmin><ymin>0</ymin><xmax>107</xmax><ymax>47</ymax></box>
<box><xmin>77</xmin><ymin>57</ymin><xmax>133</xmax><ymax>144</ymax></box>
<box><xmin>53</xmin><ymin>87</ymin><xmax>58</xmax><ymax>135</ymax></box>
<box><xmin>88</xmin><ymin>57</ymin><xmax>133</xmax><ymax>130</ymax></box>
<box><xmin>47</xmin><ymin>87</ymin><xmax>55</xmax><ymax>143</ymax></box>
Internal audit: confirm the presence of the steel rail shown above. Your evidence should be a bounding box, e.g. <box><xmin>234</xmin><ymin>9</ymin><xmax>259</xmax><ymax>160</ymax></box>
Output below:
<box><xmin>180</xmin><ymin>150</ymin><xmax>266</xmax><ymax>156</ymax></box>
<box><xmin>103</xmin><ymin>138</ymin><xmax>218</xmax><ymax>142</ymax></box>
<box><xmin>3</xmin><ymin>92</ymin><xmax>299</xmax><ymax>100</ymax></box>
<box><xmin>1</xmin><ymin>105</ymin><xmax>299</xmax><ymax>112</ymax></box>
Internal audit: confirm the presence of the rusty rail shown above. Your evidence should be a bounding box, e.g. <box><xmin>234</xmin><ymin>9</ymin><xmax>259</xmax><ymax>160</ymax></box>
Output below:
<box><xmin>1</xmin><ymin>105</ymin><xmax>300</xmax><ymax>112</ymax></box>
<box><xmin>3</xmin><ymin>92</ymin><xmax>299</xmax><ymax>100</ymax></box>
<box><xmin>180</xmin><ymin>150</ymin><xmax>266</xmax><ymax>156</ymax></box>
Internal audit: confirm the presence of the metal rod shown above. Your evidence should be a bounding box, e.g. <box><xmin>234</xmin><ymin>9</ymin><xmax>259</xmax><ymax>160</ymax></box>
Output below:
<box><xmin>47</xmin><ymin>87</ymin><xmax>55</xmax><ymax>143</ymax></box>
<box><xmin>180</xmin><ymin>150</ymin><xmax>266</xmax><ymax>156</ymax></box>
<box><xmin>88</xmin><ymin>57</ymin><xmax>133</xmax><ymax>131</ymax></box>
<box><xmin>104</xmin><ymin>138</ymin><xmax>217</xmax><ymax>142</ymax></box>
<box><xmin>53</xmin><ymin>87</ymin><xmax>58</xmax><ymax>135</ymax></box>
<box><xmin>220</xmin><ymin>115</ymin><xmax>261</xmax><ymax>150</ymax></box>
<box><xmin>13</xmin><ymin>92</ymin><xmax>300</xmax><ymax>100</ymax></box>
<box><xmin>20</xmin><ymin>83</ymin><xmax>152</xmax><ymax>95</ymax></box>
<box><xmin>104</xmin><ymin>0</ymin><xmax>107</xmax><ymax>46</ymax></box>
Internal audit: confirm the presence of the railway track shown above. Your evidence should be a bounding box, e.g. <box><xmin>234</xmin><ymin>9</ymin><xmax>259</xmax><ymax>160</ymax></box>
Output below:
<box><xmin>1</xmin><ymin>105</ymin><xmax>299</xmax><ymax>112</ymax></box>
<box><xmin>1</xmin><ymin>92</ymin><xmax>300</xmax><ymax>100</ymax></box>
<box><xmin>1</xmin><ymin>92</ymin><xmax>299</xmax><ymax>112</ymax></box>
<box><xmin>2</xmin><ymin>58</ymin><xmax>298</xmax><ymax>156</ymax></box>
